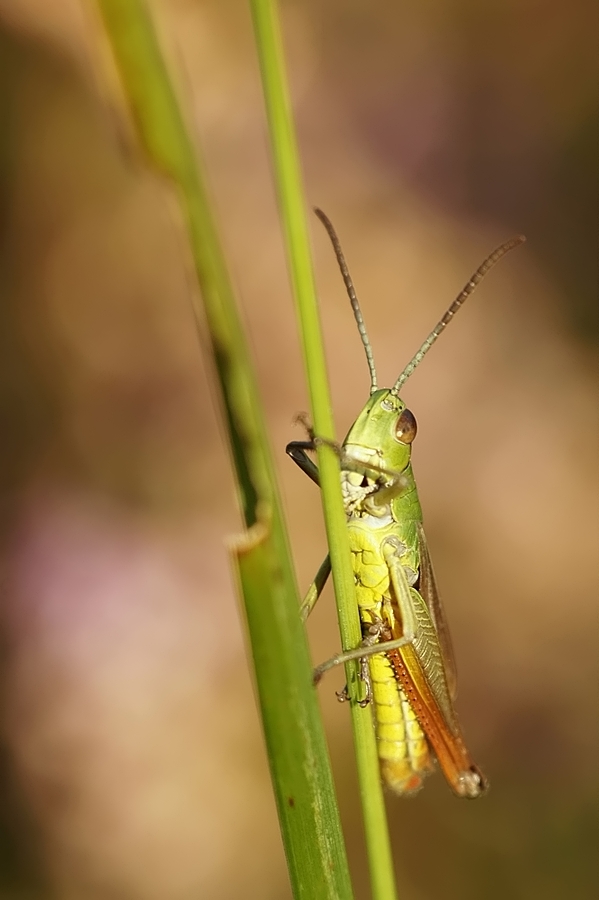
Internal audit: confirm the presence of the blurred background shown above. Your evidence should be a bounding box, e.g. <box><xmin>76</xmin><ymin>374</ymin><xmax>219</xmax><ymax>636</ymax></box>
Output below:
<box><xmin>0</xmin><ymin>0</ymin><xmax>597</xmax><ymax>897</ymax></box>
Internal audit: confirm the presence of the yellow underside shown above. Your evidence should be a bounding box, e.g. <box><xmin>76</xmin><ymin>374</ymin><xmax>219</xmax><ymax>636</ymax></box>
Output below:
<box><xmin>348</xmin><ymin>518</ymin><xmax>432</xmax><ymax>793</ymax></box>
<box><xmin>370</xmin><ymin>649</ymin><xmax>432</xmax><ymax>794</ymax></box>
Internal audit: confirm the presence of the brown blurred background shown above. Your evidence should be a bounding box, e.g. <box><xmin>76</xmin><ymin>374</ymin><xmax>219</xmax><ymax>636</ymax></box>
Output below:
<box><xmin>0</xmin><ymin>1</ymin><xmax>597</xmax><ymax>898</ymax></box>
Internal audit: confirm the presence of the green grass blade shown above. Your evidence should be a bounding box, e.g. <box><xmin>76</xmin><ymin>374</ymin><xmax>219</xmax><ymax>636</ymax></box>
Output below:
<box><xmin>249</xmin><ymin>2</ymin><xmax>399</xmax><ymax>898</ymax></box>
<box><xmin>96</xmin><ymin>2</ymin><xmax>353</xmax><ymax>897</ymax></box>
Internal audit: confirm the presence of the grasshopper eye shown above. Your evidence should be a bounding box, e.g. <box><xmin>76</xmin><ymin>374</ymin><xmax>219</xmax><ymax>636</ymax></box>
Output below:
<box><xmin>395</xmin><ymin>408</ymin><xmax>417</xmax><ymax>444</ymax></box>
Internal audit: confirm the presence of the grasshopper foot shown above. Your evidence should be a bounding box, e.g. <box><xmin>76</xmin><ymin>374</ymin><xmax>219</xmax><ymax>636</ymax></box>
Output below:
<box><xmin>333</xmin><ymin>666</ymin><xmax>372</xmax><ymax>707</ymax></box>
<box><xmin>358</xmin><ymin>655</ymin><xmax>373</xmax><ymax>707</ymax></box>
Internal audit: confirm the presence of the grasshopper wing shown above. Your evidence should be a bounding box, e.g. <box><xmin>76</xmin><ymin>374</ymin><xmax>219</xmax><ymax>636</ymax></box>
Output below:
<box><xmin>417</xmin><ymin>522</ymin><xmax>458</xmax><ymax>700</ymax></box>
<box><xmin>385</xmin><ymin>551</ymin><xmax>486</xmax><ymax>798</ymax></box>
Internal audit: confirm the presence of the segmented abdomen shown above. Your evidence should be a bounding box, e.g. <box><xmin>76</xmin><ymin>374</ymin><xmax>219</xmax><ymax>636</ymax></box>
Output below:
<box><xmin>349</xmin><ymin>522</ymin><xmax>431</xmax><ymax>793</ymax></box>
<box><xmin>370</xmin><ymin>652</ymin><xmax>432</xmax><ymax>793</ymax></box>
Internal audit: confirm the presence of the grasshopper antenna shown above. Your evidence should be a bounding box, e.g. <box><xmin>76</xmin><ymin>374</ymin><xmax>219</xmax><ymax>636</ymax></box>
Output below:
<box><xmin>391</xmin><ymin>234</ymin><xmax>526</xmax><ymax>396</ymax></box>
<box><xmin>315</xmin><ymin>208</ymin><xmax>378</xmax><ymax>395</ymax></box>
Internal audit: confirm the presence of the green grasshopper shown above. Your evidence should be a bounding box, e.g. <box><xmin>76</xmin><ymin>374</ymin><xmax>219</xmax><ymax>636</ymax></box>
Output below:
<box><xmin>287</xmin><ymin>209</ymin><xmax>524</xmax><ymax>798</ymax></box>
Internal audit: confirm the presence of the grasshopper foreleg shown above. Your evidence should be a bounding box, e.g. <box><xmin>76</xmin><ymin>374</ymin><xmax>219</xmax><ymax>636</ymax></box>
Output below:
<box><xmin>300</xmin><ymin>554</ymin><xmax>332</xmax><ymax>621</ymax></box>
<box><xmin>286</xmin><ymin>421</ymin><xmax>332</xmax><ymax>619</ymax></box>
<box><xmin>305</xmin><ymin>430</ymin><xmax>410</xmax><ymax>507</ymax></box>
<box><xmin>286</xmin><ymin>440</ymin><xmax>320</xmax><ymax>486</ymax></box>
<box><xmin>286</xmin><ymin>412</ymin><xmax>322</xmax><ymax>483</ymax></box>
<box><xmin>289</xmin><ymin>419</ymin><xmax>409</xmax><ymax>506</ymax></box>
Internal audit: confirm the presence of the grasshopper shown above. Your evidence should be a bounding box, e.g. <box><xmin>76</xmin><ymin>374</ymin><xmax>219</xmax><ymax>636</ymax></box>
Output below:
<box><xmin>287</xmin><ymin>209</ymin><xmax>524</xmax><ymax>798</ymax></box>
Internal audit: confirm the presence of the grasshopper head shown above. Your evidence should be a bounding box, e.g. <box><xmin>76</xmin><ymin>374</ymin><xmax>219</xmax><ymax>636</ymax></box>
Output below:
<box><xmin>315</xmin><ymin>208</ymin><xmax>522</xmax><ymax>486</ymax></box>
<box><xmin>343</xmin><ymin>388</ymin><xmax>417</xmax><ymax>477</ymax></box>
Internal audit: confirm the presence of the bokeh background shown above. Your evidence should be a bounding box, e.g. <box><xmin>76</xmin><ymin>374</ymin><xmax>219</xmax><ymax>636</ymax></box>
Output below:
<box><xmin>0</xmin><ymin>1</ymin><xmax>597</xmax><ymax>898</ymax></box>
